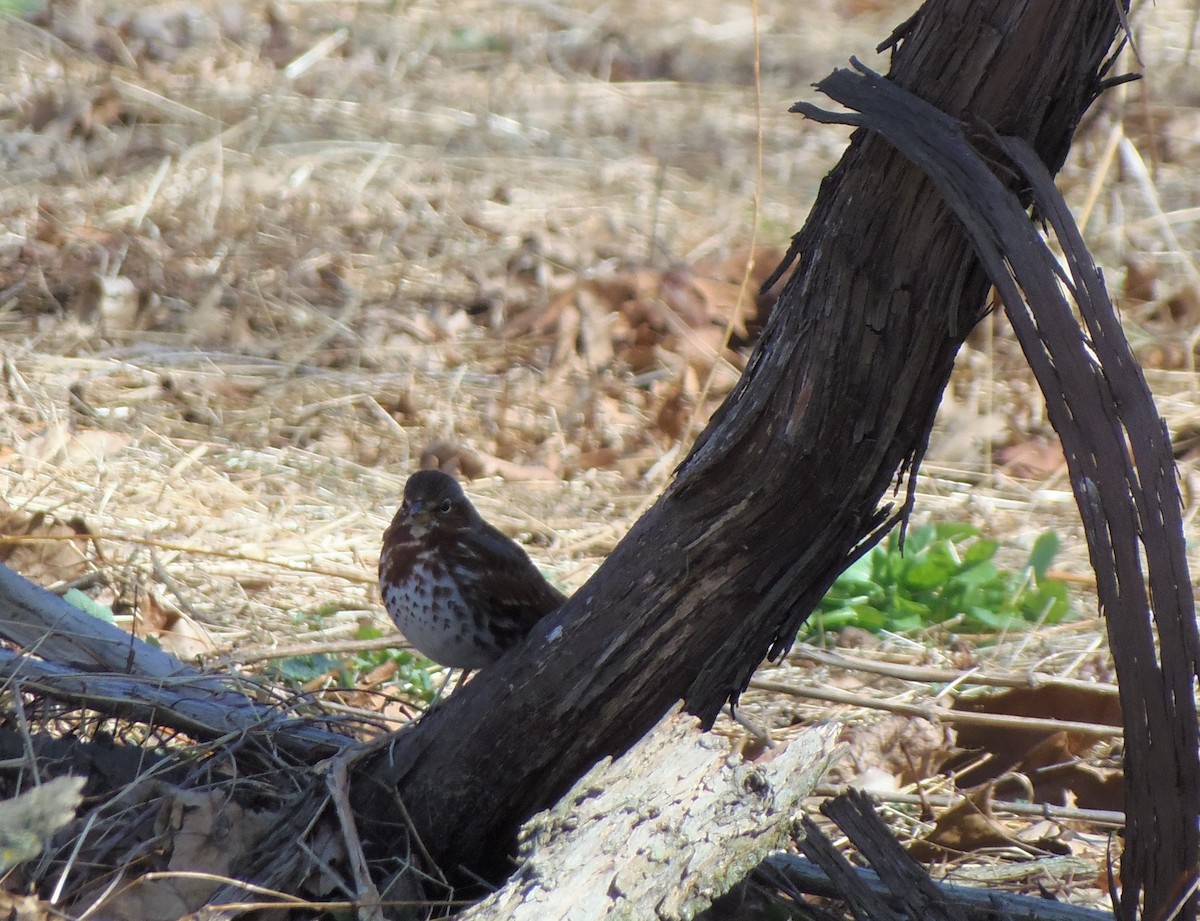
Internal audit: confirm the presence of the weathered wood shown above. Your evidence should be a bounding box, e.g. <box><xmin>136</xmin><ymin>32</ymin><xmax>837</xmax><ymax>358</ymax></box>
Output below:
<box><xmin>1000</xmin><ymin>137</ymin><xmax>1199</xmax><ymax>921</ymax></box>
<box><xmin>350</xmin><ymin>0</ymin><xmax>1130</xmax><ymax>885</ymax></box>
<box><xmin>823</xmin><ymin>789</ymin><xmax>971</xmax><ymax>921</ymax></box>
<box><xmin>460</xmin><ymin>712</ymin><xmax>840</xmax><ymax>921</ymax></box>
<box><xmin>0</xmin><ymin>561</ymin><xmax>182</xmax><ymax>675</ymax></box>
<box><xmin>0</xmin><ymin>563</ymin><xmax>350</xmax><ymax>759</ymax></box>
<box><xmin>770</xmin><ymin>853</ymin><xmax>1116</xmax><ymax>921</ymax></box>
<box><xmin>790</xmin><ymin>64</ymin><xmax>1196</xmax><ymax>921</ymax></box>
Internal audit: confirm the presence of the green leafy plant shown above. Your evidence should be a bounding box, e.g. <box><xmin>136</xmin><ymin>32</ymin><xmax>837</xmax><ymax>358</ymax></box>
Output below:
<box><xmin>806</xmin><ymin>523</ymin><xmax>1071</xmax><ymax>640</ymax></box>
<box><xmin>0</xmin><ymin>0</ymin><xmax>41</xmax><ymax>17</ymax></box>
<box><xmin>341</xmin><ymin>623</ymin><xmax>441</xmax><ymax>701</ymax></box>
<box><xmin>266</xmin><ymin>623</ymin><xmax>441</xmax><ymax>703</ymax></box>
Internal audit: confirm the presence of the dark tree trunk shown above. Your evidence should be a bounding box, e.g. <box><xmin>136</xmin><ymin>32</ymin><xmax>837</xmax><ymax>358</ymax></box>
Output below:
<box><xmin>353</xmin><ymin>0</ymin><xmax>1135</xmax><ymax>893</ymax></box>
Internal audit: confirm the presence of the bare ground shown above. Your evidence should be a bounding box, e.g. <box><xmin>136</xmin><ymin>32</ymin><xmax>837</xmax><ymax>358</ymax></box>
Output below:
<box><xmin>1</xmin><ymin>0</ymin><xmax>1199</xmax><ymax>914</ymax></box>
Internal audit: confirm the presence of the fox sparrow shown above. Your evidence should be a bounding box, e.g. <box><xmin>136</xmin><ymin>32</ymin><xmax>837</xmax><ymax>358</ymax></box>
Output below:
<box><xmin>379</xmin><ymin>469</ymin><xmax>565</xmax><ymax>669</ymax></box>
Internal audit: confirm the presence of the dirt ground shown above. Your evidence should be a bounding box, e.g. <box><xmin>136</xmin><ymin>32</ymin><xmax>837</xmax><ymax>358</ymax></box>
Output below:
<box><xmin>1</xmin><ymin>0</ymin><xmax>1199</xmax><ymax>914</ymax></box>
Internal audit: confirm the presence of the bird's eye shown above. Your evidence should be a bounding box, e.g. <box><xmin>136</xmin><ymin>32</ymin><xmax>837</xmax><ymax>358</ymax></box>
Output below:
<box><xmin>439</xmin><ymin>498</ymin><xmax>453</xmax><ymax>514</ymax></box>
<box><xmin>400</xmin><ymin>500</ymin><xmax>409</xmax><ymax>514</ymax></box>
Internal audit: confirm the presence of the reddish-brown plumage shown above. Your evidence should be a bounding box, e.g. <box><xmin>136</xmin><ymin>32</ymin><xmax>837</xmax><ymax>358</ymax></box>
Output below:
<box><xmin>379</xmin><ymin>470</ymin><xmax>565</xmax><ymax>669</ymax></box>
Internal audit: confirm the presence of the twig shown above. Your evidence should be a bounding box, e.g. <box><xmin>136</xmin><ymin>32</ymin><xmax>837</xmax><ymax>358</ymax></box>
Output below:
<box><xmin>811</xmin><ymin>785</ymin><xmax>1125</xmax><ymax>828</ymax></box>
<box><xmin>0</xmin><ymin>650</ymin><xmax>351</xmax><ymax>760</ymax></box>
<box><xmin>215</xmin><ymin>634</ymin><xmax>407</xmax><ymax>666</ymax></box>
<box><xmin>284</xmin><ymin>28</ymin><xmax>350</xmax><ymax>81</ymax></box>
<box><xmin>790</xmin><ymin>645</ymin><xmax>1119</xmax><ymax>695</ymax></box>
<box><xmin>751</xmin><ymin>679</ymin><xmax>1121</xmax><ymax>738</ymax></box>
<box><xmin>0</xmin><ymin>534</ymin><xmax>372</xmax><ymax>584</ymax></box>
<box><xmin>151</xmin><ymin>550</ymin><xmax>207</xmax><ymax>623</ymax></box>
<box><xmin>327</xmin><ymin>747</ymin><xmax>386</xmax><ymax>921</ymax></box>
<box><xmin>765</xmin><ymin>854</ymin><xmax>1115</xmax><ymax>921</ymax></box>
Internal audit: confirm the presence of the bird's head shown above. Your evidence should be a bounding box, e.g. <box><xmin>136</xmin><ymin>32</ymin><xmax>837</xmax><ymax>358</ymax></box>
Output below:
<box><xmin>398</xmin><ymin>469</ymin><xmax>475</xmax><ymax>535</ymax></box>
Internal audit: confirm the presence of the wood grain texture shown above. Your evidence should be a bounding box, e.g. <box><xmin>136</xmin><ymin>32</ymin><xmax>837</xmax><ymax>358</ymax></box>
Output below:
<box><xmin>461</xmin><ymin>713</ymin><xmax>840</xmax><ymax>921</ymax></box>
<box><xmin>349</xmin><ymin>0</ymin><xmax>1129</xmax><ymax>889</ymax></box>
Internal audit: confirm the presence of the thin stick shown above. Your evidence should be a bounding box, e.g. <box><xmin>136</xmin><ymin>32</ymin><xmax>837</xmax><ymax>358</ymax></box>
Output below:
<box><xmin>0</xmin><ymin>534</ymin><xmax>372</xmax><ymax>584</ymax></box>
<box><xmin>327</xmin><ymin>750</ymin><xmax>386</xmax><ymax>921</ymax></box>
<box><xmin>680</xmin><ymin>0</ymin><xmax>765</xmax><ymax>450</ymax></box>
<box><xmin>217</xmin><ymin>634</ymin><xmax>408</xmax><ymax>666</ymax></box>
<box><xmin>790</xmin><ymin>645</ymin><xmax>1119</xmax><ymax>695</ymax></box>
<box><xmin>810</xmin><ymin>785</ymin><xmax>1125</xmax><ymax>828</ymax></box>
<box><xmin>751</xmin><ymin>679</ymin><xmax>1121</xmax><ymax>738</ymax></box>
<box><xmin>764</xmin><ymin>854</ymin><xmax>1116</xmax><ymax>921</ymax></box>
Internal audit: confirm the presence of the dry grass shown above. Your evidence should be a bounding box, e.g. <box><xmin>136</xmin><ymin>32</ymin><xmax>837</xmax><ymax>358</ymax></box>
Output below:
<box><xmin>2</xmin><ymin>0</ymin><xmax>1199</xmax><ymax>914</ymax></box>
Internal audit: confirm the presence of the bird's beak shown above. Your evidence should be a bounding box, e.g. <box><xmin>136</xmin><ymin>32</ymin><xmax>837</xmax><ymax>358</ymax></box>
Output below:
<box><xmin>406</xmin><ymin>500</ymin><xmax>432</xmax><ymax>524</ymax></box>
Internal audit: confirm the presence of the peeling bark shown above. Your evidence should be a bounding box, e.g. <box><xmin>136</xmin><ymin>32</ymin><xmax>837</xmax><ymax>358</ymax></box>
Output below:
<box><xmin>460</xmin><ymin>713</ymin><xmax>839</xmax><ymax>921</ymax></box>
<box><xmin>351</xmin><ymin>0</ymin><xmax>1135</xmax><ymax>892</ymax></box>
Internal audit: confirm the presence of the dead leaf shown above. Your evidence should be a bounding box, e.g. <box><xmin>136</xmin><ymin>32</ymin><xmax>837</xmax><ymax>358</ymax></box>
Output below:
<box><xmin>160</xmin><ymin>790</ymin><xmax>274</xmax><ymax>867</ymax></box>
<box><xmin>503</xmin><ymin>247</ymin><xmax>783</xmax><ymax>378</ymax></box>
<box><xmin>908</xmin><ymin>788</ymin><xmax>1043</xmax><ymax>860</ymax></box>
<box><xmin>947</xmin><ymin>685</ymin><xmax>1123</xmax><ymax>810</ymax></box>
<box><xmin>0</xmin><ymin>500</ymin><xmax>94</xmax><ymax>587</ymax></box>
<box><xmin>653</xmin><ymin>382</ymin><xmax>691</xmax><ymax>441</ymax></box>
<box><xmin>362</xmin><ymin>659</ymin><xmax>399</xmax><ymax>686</ymax></box>
<box><xmin>994</xmin><ymin>435</ymin><xmax>1067</xmax><ymax>479</ymax></box>
<box><xmin>577</xmin><ymin>286</ymin><xmax>616</xmax><ymax>369</ymax></box>
<box><xmin>127</xmin><ymin>591</ymin><xmax>218</xmax><ymax>660</ymax></box>
<box><xmin>300</xmin><ymin>816</ymin><xmax>351</xmax><ymax>899</ymax></box>
<box><xmin>835</xmin><ymin>715</ymin><xmax>952</xmax><ymax>789</ymax></box>
<box><xmin>90</xmin><ymin>788</ymin><xmax>277</xmax><ymax>921</ymax></box>
<box><xmin>1167</xmin><ymin>284</ymin><xmax>1200</xmax><ymax>326</ymax></box>
<box><xmin>1122</xmin><ymin>256</ymin><xmax>1158</xmax><ymax>304</ymax></box>
<box><xmin>260</xmin><ymin>1</ymin><xmax>299</xmax><ymax>69</ymax></box>
<box><xmin>22</xmin><ymin>84</ymin><xmax>127</xmax><ymax>139</ymax></box>
<box><xmin>23</xmin><ymin>423</ymin><xmax>134</xmax><ymax>469</ymax></box>
<box><xmin>570</xmin><ymin>447</ymin><xmax>621</xmax><ymax>472</ymax></box>
<box><xmin>418</xmin><ymin>441</ymin><xmax>556</xmax><ymax>482</ymax></box>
